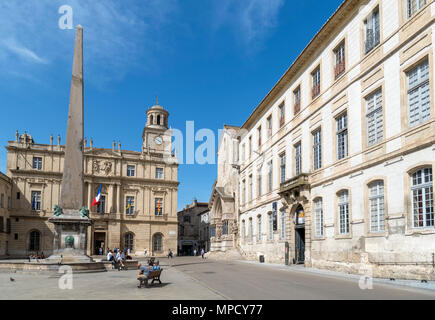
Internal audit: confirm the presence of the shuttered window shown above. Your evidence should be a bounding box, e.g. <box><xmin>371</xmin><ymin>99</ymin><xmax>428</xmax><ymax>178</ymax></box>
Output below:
<box><xmin>314</xmin><ymin>198</ymin><xmax>323</xmax><ymax>237</ymax></box>
<box><xmin>294</xmin><ymin>87</ymin><xmax>301</xmax><ymax>114</ymax></box>
<box><xmin>257</xmin><ymin>168</ymin><xmax>262</xmax><ymax>197</ymax></box>
<box><xmin>334</xmin><ymin>42</ymin><xmax>345</xmax><ymax>79</ymax></box>
<box><xmin>280</xmin><ymin>153</ymin><xmax>286</xmax><ymax>183</ymax></box>
<box><xmin>412</xmin><ymin>168</ymin><xmax>433</xmax><ymax>228</ymax></box>
<box><xmin>249</xmin><ymin>175</ymin><xmax>253</xmax><ymax>201</ymax></box>
<box><xmin>280</xmin><ymin>211</ymin><xmax>286</xmax><ymax>239</ymax></box>
<box><xmin>365</xmin><ymin>8</ymin><xmax>380</xmax><ymax>54</ymax></box>
<box><xmin>366</xmin><ymin>89</ymin><xmax>383</xmax><ymax>146</ymax></box>
<box><xmin>313</xmin><ymin>129</ymin><xmax>322</xmax><ymax>170</ymax></box>
<box><xmin>295</xmin><ymin>143</ymin><xmax>302</xmax><ymax>175</ymax></box>
<box><xmin>338</xmin><ymin>191</ymin><xmax>350</xmax><ymax>235</ymax></box>
<box><xmin>268</xmin><ymin>161</ymin><xmax>273</xmax><ymax>193</ymax></box>
<box><xmin>249</xmin><ymin>219</ymin><xmax>253</xmax><ymax>242</ymax></box>
<box><xmin>369</xmin><ymin>181</ymin><xmax>385</xmax><ymax>233</ymax></box>
<box><xmin>407</xmin><ymin>60</ymin><xmax>430</xmax><ymax>127</ymax></box>
<box><xmin>257</xmin><ymin>216</ymin><xmax>262</xmax><ymax>241</ymax></box>
<box><xmin>336</xmin><ymin>113</ymin><xmax>348</xmax><ymax>160</ymax></box>
<box><xmin>312</xmin><ymin>67</ymin><xmax>321</xmax><ymax>99</ymax></box>
<box><xmin>407</xmin><ymin>0</ymin><xmax>426</xmax><ymax>19</ymax></box>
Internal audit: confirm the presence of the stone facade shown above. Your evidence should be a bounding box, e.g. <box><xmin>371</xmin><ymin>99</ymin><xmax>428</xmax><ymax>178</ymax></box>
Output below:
<box><xmin>4</xmin><ymin>103</ymin><xmax>179</xmax><ymax>258</ymax></box>
<box><xmin>0</xmin><ymin>173</ymin><xmax>11</xmax><ymax>258</ymax></box>
<box><xmin>214</xmin><ymin>0</ymin><xmax>435</xmax><ymax>280</ymax></box>
<box><xmin>198</xmin><ymin>209</ymin><xmax>211</xmax><ymax>252</ymax></box>
<box><xmin>177</xmin><ymin>200</ymin><xmax>209</xmax><ymax>255</ymax></box>
<box><xmin>209</xmin><ymin>125</ymin><xmax>240</xmax><ymax>253</ymax></box>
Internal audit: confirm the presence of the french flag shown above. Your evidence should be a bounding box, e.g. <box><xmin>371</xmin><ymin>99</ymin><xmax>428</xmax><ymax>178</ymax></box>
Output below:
<box><xmin>91</xmin><ymin>184</ymin><xmax>102</xmax><ymax>208</ymax></box>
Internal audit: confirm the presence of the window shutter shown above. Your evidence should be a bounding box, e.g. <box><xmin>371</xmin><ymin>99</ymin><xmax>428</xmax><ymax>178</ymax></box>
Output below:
<box><xmin>374</xmin><ymin>10</ymin><xmax>380</xmax><ymax>45</ymax></box>
<box><xmin>408</xmin><ymin>61</ymin><xmax>430</xmax><ymax>127</ymax></box>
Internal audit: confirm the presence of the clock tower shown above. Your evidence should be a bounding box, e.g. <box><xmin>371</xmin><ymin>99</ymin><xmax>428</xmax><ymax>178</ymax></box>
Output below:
<box><xmin>142</xmin><ymin>101</ymin><xmax>172</xmax><ymax>154</ymax></box>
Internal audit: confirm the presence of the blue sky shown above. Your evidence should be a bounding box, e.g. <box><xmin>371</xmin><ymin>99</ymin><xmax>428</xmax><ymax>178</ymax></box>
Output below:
<box><xmin>0</xmin><ymin>0</ymin><xmax>343</xmax><ymax>211</ymax></box>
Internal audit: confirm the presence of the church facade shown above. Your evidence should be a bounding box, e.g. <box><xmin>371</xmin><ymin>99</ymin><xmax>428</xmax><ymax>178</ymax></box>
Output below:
<box><xmin>4</xmin><ymin>103</ymin><xmax>179</xmax><ymax>257</ymax></box>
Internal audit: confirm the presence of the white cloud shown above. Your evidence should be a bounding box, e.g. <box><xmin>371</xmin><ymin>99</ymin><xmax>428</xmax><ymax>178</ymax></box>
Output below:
<box><xmin>212</xmin><ymin>0</ymin><xmax>284</xmax><ymax>46</ymax></box>
<box><xmin>2</xmin><ymin>38</ymin><xmax>49</xmax><ymax>64</ymax></box>
<box><xmin>0</xmin><ymin>0</ymin><xmax>179</xmax><ymax>87</ymax></box>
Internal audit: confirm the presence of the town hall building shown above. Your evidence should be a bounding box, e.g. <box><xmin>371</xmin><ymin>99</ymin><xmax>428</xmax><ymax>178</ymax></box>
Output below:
<box><xmin>2</xmin><ymin>102</ymin><xmax>179</xmax><ymax>257</ymax></box>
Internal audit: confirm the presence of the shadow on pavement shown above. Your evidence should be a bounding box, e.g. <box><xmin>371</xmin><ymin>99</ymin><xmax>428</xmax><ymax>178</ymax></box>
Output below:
<box><xmin>137</xmin><ymin>282</ymin><xmax>172</xmax><ymax>289</ymax></box>
<box><xmin>170</xmin><ymin>262</ymin><xmax>211</xmax><ymax>267</ymax></box>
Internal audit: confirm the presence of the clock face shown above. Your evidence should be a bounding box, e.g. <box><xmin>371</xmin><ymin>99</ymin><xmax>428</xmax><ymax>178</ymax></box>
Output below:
<box><xmin>154</xmin><ymin>136</ymin><xmax>163</xmax><ymax>145</ymax></box>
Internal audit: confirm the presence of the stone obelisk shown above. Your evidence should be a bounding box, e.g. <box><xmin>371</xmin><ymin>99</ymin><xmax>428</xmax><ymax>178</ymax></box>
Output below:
<box><xmin>48</xmin><ymin>25</ymin><xmax>92</xmax><ymax>263</ymax></box>
<box><xmin>61</xmin><ymin>24</ymin><xmax>84</xmax><ymax>211</ymax></box>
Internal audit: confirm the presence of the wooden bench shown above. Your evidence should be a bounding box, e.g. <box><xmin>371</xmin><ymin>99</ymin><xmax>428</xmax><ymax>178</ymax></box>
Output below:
<box><xmin>138</xmin><ymin>269</ymin><xmax>163</xmax><ymax>288</ymax></box>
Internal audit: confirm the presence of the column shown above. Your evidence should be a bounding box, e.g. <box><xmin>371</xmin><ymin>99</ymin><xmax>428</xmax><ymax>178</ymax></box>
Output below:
<box><xmin>116</xmin><ymin>184</ymin><xmax>120</xmax><ymax>214</ymax></box>
<box><xmin>87</xmin><ymin>182</ymin><xmax>92</xmax><ymax>208</ymax></box>
<box><xmin>109</xmin><ymin>184</ymin><xmax>114</xmax><ymax>213</ymax></box>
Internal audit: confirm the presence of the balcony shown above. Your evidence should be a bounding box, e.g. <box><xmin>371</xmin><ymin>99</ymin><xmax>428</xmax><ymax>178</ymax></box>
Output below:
<box><xmin>279</xmin><ymin>173</ymin><xmax>310</xmax><ymax>194</ymax></box>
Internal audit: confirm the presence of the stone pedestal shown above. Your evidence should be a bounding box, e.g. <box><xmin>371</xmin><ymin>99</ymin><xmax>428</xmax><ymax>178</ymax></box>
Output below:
<box><xmin>47</xmin><ymin>210</ymin><xmax>92</xmax><ymax>263</ymax></box>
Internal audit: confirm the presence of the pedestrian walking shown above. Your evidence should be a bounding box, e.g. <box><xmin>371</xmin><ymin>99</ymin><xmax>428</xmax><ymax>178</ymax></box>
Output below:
<box><xmin>201</xmin><ymin>248</ymin><xmax>205</xmax><ymax>259</ymax></box>
<box><xmin>193</xmin><ymin>249</ymin><xmax>197</xmax><ymax>257</ymax></box>
<box><xmin>168</xmin><ymin>249</ymin><xmax>173</xmax><ymax>259</ymax></box>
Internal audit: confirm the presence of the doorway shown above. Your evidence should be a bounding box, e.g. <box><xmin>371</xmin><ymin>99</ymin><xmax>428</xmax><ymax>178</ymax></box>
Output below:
<box><xmin>294</xmin><ymin>205</ymin><xmax>305</xmax><ymax>264</ymax></box>
<box><xmin>94</xmin><ymin>232</ymin><xmax>106</xmax><ymax>255</ymax></box>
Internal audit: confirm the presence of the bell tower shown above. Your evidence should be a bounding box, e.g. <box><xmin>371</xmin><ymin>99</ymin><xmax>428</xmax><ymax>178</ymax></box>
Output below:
<box><xmin>142</xmin><ymin>99</ymin><xmax>171</xmax><ymax>153</ymax></box>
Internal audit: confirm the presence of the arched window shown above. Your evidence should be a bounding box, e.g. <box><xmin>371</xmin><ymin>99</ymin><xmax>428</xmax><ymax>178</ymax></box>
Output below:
<box><xmin>249</xmin><ymin>218</ymin><xmax>253</xmax><ymax>242</ymax></box>
<box><xmin>157</xmin><ymin>115</ymin><xmax>161</xmax><ymax>125</ymax></box>
<box><xmin>338</xmin><ymin>190</ymin><xmax>350</xmax><ymax>235</ymax></box>
<box><xmin>280</xmin><ymin>210</ymin><xmax>286</xmax><ymax>239</ymax></box>
<box><xmin>411</xmin><ymin>168</ymin><xmax>433</xmax><ymax>228</ymax></box>
<box><xmin>153</xmin><ymin>234</ymin><xmax>163</xmax><ymax>252</ymax></box>
<box><xmin>242</xmin><ymin>220</ymin><xmax>246</xmax><ymax>241</ymax></box>
<box><xmin>150</xmin><ymin>115</ymin><xmax>154</xmax><ymax>125</ymax></box>
<box><xmin>369</xmin><ymin>181</ymin><xmax>385</xmax><ymax>233</ymax></box>
<box><xmin>314</xmin><ymin>198</ymin><xmax>323</xmax><ymax>237</ymax></box>
<box><xmin>125</xmin><ymin>233</ymin><xmax>134</xmax><ymax>251</ymax></box>
<box><xmin>29</xmin><ymin>230</ymin><xmax>40</xmax><ymax>251</ymax></box>
<box><xmin>222</xmin><ymin>221</ymin><xmax>229</xmax><ymax>235</ymax></box>
<box><xmin>257</xmin><ymin>215</ymin><xmax>262</xmax><ymax>242</ymax></box>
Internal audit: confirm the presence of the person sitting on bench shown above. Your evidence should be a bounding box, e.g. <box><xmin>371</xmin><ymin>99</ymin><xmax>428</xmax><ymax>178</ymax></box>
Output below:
<box><xmin>137</xmin><ymin>263</ymin><xmax>152</xmax><ymax>288</ymax></box>
<box><xmin>153</xmin><ymin>260</ymin><xmax>161</xmax><ymax>271</ymax></box>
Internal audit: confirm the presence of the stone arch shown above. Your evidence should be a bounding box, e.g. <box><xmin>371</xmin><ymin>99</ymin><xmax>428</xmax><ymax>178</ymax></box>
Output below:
<box><xmin>28</xmin><ymin>229</ymin><xmax>41</xmax><ymax>252</ymax></box>
<box><xmin>124</xmin><ymin>232</ymin><xmax>135</xmax><ymax>252</ymax></box>
<box><xmin>213</xmin><ymin>197</ymin><xmax>223</xmax><ymax>220</ymax></box>
<box><xmin>152</xmin><ymin>232</ymin><xmax>164</xmax><ymax>253</ymax></box>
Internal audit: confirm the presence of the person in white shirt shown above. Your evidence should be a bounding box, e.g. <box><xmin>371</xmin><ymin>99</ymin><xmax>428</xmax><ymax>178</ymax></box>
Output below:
<box><xmin>116</xmin><ymin>250</ymin><xmax>125</xmax><ymax>271</ymax></box>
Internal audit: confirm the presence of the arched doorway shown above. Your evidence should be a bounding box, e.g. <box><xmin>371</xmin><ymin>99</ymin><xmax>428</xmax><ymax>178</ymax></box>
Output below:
<box><xmin>152</xmin><ymin>233</ymin><xmax>163</xmax><ymax>254</ymax></box>
<box><xmin>125</xmin><ymin>233</ymin><xmax>134</xmax><ymax>253</ymax></box>
<box><xmin>294</xmin><ymin>204</ymin><xmax>305</xmax><ymax>264</ymax></box>
<box><xmin>29</xmin><ymin>230</ymin><xmax>41</xmax><ymax>252</ymax></box>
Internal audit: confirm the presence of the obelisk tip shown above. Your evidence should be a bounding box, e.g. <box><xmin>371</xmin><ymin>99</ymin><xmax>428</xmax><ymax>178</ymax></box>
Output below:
<box><xmin>77</xmin><ymin>24</ymin><xmax>83</xmax><ymax>29</ymax></box>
